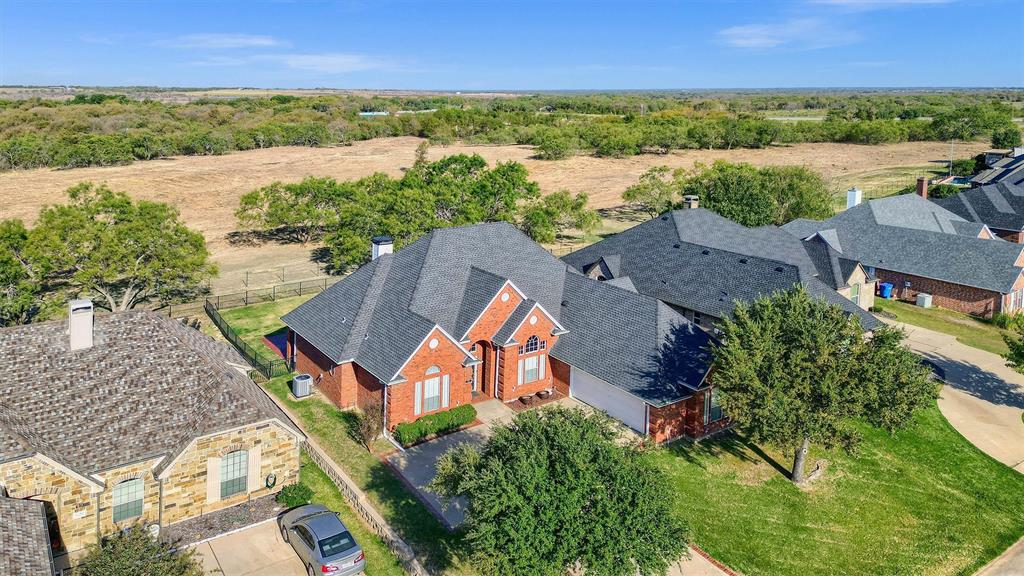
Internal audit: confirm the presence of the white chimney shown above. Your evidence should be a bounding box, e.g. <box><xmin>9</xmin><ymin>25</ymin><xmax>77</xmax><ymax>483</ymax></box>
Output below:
<box><xmin>68</xmin><ymin>299</ymin><xmax>94</xmax><ymax>351</ymax></box>
<box><xmin>681</xmin><ymin>195</ymin><xmax>700</xmax><ymax>210</ymax></box>
<box><xmin>846</xmin><ymin>187</ymin><xmax>863</xmax><ymax>209</ymax></box>
<box><xmin>371</xmin><ymin>235</ymin><xmax>393</xmax><ymax>260</ymax></box>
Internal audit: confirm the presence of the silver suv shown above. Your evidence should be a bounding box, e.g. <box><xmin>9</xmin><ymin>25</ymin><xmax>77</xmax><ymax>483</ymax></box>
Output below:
<box><xmin>279</xmin><ymin>504</ymin><xmax>366</xmax><ymax>575</ymax></box>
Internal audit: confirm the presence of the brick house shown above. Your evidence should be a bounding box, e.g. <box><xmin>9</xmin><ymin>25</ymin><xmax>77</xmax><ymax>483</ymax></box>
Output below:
<box><xmin>0</xmin><ymin>302</ymin><xmax>304</xmax><ymax>569</ymax></box>
<box><xmin>784</xmin><ymin>191</ymin><xmax>1024</xmax><ymax>318</ymax></box>
<box><xmin>283</xmin><ymin>223</ymin><xmax>721</xmax><ymax>444</ymax></box>
<box><xmin>933</xmin><ymin>182</ymin><xmax>1024</xmax><ymax>243</ymax></box>
<box><xmin>562</xmin><ymin>206</ymin><xmax>880</xmax><ymax>331</ymax></box>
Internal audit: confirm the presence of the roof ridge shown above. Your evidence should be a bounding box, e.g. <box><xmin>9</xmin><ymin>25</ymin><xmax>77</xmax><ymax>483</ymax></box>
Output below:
<box><xmin>347</xmin><ymin>254</ymin><xmax>395</xmax><ymax>360</ymax></box>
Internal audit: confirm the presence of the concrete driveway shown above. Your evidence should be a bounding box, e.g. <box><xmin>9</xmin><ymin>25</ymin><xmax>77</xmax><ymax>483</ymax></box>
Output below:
<box><xmin>883</xmin><ymin>319</ymin><xmax>1024</xmax><ymax>473</ymax></box>
<box><xmin>193</xmin><ymin>519</ymin><xmax>305</xmax><ymax>576</ymax></box>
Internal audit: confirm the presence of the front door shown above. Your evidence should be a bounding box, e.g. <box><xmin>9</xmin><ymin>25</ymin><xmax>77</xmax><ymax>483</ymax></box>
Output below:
<box><xmin>472</xmin><ymin>341</ymin><xmax>490</xmax><ymax>398</ymax></box>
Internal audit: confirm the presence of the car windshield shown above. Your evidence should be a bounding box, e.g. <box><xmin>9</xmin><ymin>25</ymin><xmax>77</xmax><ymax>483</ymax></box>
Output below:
<box><xmin>318</xmin><ymin>531</ymin><xmax>357</xmax><ymax>558</ymax></box>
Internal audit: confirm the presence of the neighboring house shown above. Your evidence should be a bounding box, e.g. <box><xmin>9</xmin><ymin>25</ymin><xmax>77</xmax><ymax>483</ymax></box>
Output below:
<box><xmin>561</xmin><ymin>206</ymin><xmax>880</xmax><ymax>331</ymax></box>
<box><xmin>783</xmin><ymin>190</ymin><xmax>1024</xmax><ymax>318</ymax></box>
<box><xmin>0</xmin><ymin>302</ymin><xmax>304</xmax><ymax>567</ymax></box>
<box><xmin>933</xmin><ymin>182</ymin><xmax>1024</xmax><ymax>243</ymax></box>
<box><xmin>283</xmin><ymin>222</ymin><xmax>723</xmax><ymax>443</ymax></box>
<box><xmin>971</xmin><ymin>147</ymin><xmax>1024</xmax><ymax>187</ymax></box>
<box><xmin>0</xmin><ymin>497</ymin><xmax>55</xmax><ymax>576</ymax></box>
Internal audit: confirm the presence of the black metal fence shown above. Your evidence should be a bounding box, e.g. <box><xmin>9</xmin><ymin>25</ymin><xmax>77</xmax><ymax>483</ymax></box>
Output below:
<box><xmin>200</xmin><ymin>277</ymin><xmax>342</xmax><ymax>379</ymax></box>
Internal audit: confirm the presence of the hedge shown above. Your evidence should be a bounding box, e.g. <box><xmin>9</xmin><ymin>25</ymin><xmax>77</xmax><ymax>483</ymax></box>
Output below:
<box><xmin>393</xmin><ymin>404</ymin><xmax>477</xmax><ymax>447</ymax></box>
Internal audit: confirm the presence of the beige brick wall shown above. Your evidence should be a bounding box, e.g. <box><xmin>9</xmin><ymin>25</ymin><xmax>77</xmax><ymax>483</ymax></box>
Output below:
<box><xmin>160</xmin><ymin>421</ymin><xmax>301</xmax><ymax>525</ymax></box>
<box><xmin>0</xmin><ymin>455</ymin><xmax>100</xmax><ymax>556</ymax></box>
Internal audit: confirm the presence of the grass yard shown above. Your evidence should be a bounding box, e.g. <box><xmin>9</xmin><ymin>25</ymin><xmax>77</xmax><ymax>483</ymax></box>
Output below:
<box><xmin>298</xmin><ymin>451</ymin><xmax>406</xmax><ymax>576</ymax></box>
<box><xmin>874</xmin><ymin>297</ymin><xmax>1012</xmax><ymax>356</ymax></box>
<box><xmin>656</xmin><ymin>406</ymin><xmax>1024</xmax><ymax>576</ymax></box>
<box><xmin>265</xmin><ymin>376</ymin><xmax>473</xmax><ymax>575</ymax></box>
<box><xmin>218</xmin><ymin>295</ymin><xmax>314</xmax><ymax>362</ymax></box>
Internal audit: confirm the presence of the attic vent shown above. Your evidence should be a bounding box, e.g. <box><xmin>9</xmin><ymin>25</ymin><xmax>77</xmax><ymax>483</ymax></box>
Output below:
<box><xmin>560</xmin><ymin>300</ymin><xmax>569</xmax><ymax>307</ymax></box>
<box><xmin>739</xmin><ymin>258</ymin><xmax>748</xmax><ymax>264</ymax></box>
<box><xmin>701</xmin><ymin>249</ymin><xmax>710</xmax><ymax>255</ymax></box>
<box><xmin>775</xmin><ymin>266</ymin><xmax>784</xmax><ymax>272</ymax></box>
<box><xmin>673</xmin><ymin>243</ymin><xmax>680</xmax><ymax>249</ymax></box>
<box><xmin>661</xmin><ymin>216</ymin><xmax>668</xmax><ymax>221</ymax></box>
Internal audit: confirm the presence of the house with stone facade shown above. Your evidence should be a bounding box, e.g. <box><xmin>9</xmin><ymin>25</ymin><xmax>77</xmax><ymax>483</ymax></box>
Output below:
<box><xmin>562</xmin><ymin>206</ymin><xmax>880</xmax><ymax>331</ymax></box>
<box><xmin>283</xmin><ymin>222</ymin><xmax>722</xmax><ymax>444</ymax></box>
<box><xmin>0</xmin><ymin>302</ymin><xmax>303</xmax><ymax>570</ymax></box>
<box><xmin>783</xmin><ymin>190</ymin><xmax>1024</xmax><ymax>318</ymax></box>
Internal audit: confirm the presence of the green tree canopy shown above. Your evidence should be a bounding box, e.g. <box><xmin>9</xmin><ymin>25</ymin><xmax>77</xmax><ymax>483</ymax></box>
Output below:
<box><xmin>74</xmin><ymin>526</ymin><xmax>203</xmax><ymax>576</ymax></box>
<box><xmin>0</xmin><ymin>219</ymin><xmax>45</xmax><ymax>326</ymax></box>
<box><xmin>622</xmin><ymin>165</ymin><xmax>677</xmax><ymax>218</ymax></box>
<box><xmin>992</xmin><ymin>125</ymin><xmax>1023</xmax><ymax>149</ymax></box>
<box><xmin>29</xmin><ymin>183</ymin><xmax>216</xmax><ymax>311</ymax></box>
<box><xmin>672</xmin><ymin>161</ymin><xmax>833</xmax><ymax>227</ymax></box>
<box><xmin>429</xmin><ymin>407</ymin><xmax>688</xmax><ymax>576</ymax></box>
<box><xmin>711</xmin><ymin>286</ymin><xmax>936</xmax><ymax>483</ymax></box>
<box><xmin>520</xmin><ymin>189</ymin><xmax>601</xmax><ymax>244</ymax></box>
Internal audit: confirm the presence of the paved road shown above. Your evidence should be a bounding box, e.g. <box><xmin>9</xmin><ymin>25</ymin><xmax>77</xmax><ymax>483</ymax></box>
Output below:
<box><xmin>193</xmin><ymin>519</ymin><xmax>304</xmax><ymax>576</ymax></box>
<box><xmin>883</xmin><ymin>319</ymin><xmax>1024</xmax><ymax>472</ymax></box>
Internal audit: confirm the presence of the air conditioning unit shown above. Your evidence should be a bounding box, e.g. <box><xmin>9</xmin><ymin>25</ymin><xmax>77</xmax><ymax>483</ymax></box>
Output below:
<box><xmin>916</xmin><ymin>293</ymin><xmax>933</xmax><ymax>309</ymax></box>
<box><xmin>291</xmin><ymin>373</ymin><xmax>313</xmax><ymax>398</ymax></box>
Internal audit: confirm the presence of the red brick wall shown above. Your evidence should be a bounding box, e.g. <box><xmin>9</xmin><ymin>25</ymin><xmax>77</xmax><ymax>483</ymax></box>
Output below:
<box><xmin>291</xmin><ymin>332</ymin><xmax>358</xmax><ymax>408</ymax></box>
<box><xmin>875</xmin><ymin>268</ymin><xmax>1005</xmax><ymax>318</ymax></box>
<box><xmin>496</xmin><ymin>309</ymin><xmax>559</xmax><ymax>401</ymax></box>
<box><xmin>355</xmin><ymin>364</ymin><xmax>383</xmax><ymax>410</ymax></box>
<box><xmin>386</xmin><ymin>327</ymin><xmax>473</xmax><ymax>428</ymax></box>
<box><xmin>550</xmin><ymin>357</ymin><xmax>570</xmax><ymax>396</ymax></box>
<box><xmin>680</xmin><ymin>389</ymin><xmax>731</xmax><ymax>439</ymax></box>
<box><xmin>463</xmin><ymin>284</ymin><xmax>523</xmax><ymax>399</ymax></box>
<box><xmin>996</xmin><ymin>229</ymin><xmax>1024</xmax><ymax>244</ymax></box>
<box><xmin>648</xmin><ymin>400</ymin><xmax>688</xmax><ymax>443</ymax></box>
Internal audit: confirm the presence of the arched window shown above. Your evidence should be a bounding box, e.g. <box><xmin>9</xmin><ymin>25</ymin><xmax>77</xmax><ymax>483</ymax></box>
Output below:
<box><xmin>220</xmin><ymin>450</ymin><xmax>249</xmax><ymax>499</ymax></box>
<box><xmin>425</xmin><ymin>365</ymin><xmax>440</xmax><ymax>375</ymax></box>
<box><xmin>112</xmin><ymin>479</ymin><xmax>144</xmax><ymax>523</ymax></box>
<box><xmin>524</xmin><ymin>335</ymin><xmax>539</xmax><ymax>354</ymax></box>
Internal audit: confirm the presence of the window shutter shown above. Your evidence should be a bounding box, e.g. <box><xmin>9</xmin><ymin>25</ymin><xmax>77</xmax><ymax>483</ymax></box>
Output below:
<box><xmin>517</xmin><ymin>359</ymin><xmax>524</xmax><ymax>385</ymax></box>
<box><xmin>247</xmin><ymin>445</ymin><xmax>262</xmax><ymax>493</ymax></box>
<box><xmin>206</xmin><ymin>457</ymin><xmax>221</xmax><ymax>504</ymax></box>
<box><xmin>414</xmin><ymin>381</ymin><xmax>422</xmax><ymax>416</ymax></box>
<box><xmin>442</xmin><ymin>375</ymin><xmax>450</xmax><ymax>408</ymax></box>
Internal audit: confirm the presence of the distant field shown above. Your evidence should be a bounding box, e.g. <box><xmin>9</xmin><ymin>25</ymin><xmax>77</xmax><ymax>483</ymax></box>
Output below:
<box><xmin>0</xmin><ymin>137</ymin><xmax>990</xmax><ymax>291</ymax></box>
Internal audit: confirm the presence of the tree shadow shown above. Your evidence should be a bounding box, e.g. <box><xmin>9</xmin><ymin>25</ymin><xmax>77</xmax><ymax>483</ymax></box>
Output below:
<box><xmin>325</xmin><ymin>407</ymin><xmax>364</xmax><ymax>447</ymax></box>
<box><xmin>920</xmin><ymin>352</ymin><xmax>1024</xmax><ymax>409</ymax></box>
<box><xmin>664</xmin><ymin>430</ymin><xmax>790</xmax><ymax>478</ymax></box>
<box><xmin>225</xmin><ymin>227</ymin><xmax>320</xmax><ymax>246</ymax></box>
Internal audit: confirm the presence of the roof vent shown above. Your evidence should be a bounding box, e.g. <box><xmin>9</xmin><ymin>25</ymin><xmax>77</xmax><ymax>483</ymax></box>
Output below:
<box><xmin>701</xmin><ymin>249</ymin><xmax>710</xmax><ymax>255</ymax></box>
<box><xmin>660</xmin><ymin>216</ymin><xmax>668</xmax><ymax>221</ymax></box>
<box><xmin>673</xmin><ymin>243</ymin><xmax>680</xmax><ymax>249</ymax></box>
<box><xmin>775</xmin><ymin>266</ymin><xmax>784</xmax><ymax>272</ymax></box>
<box><xmin>560</xmin><ymin>300</ymin><xmax>569</xmax><ymax>307</ymax></box>
<box><xmin>739</xmin><ymin>258</ymin><xmax>748</xmax><ymax>264</ymax></box>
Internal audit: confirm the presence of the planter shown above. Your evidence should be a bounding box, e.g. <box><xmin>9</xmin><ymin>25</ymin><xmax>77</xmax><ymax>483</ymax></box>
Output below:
<box><xmin>537</xmin><ymin>390</ymin><xmax>552</xmax><ymax>400</ymax></box>
<box><xmin>519</xmin><ymin>395</ymin><xmax>534</xmax><ymax>405</ymax></box>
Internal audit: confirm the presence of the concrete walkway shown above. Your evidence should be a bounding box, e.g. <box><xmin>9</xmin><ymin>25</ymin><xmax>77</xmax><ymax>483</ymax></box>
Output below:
<box><xmin>883</xmin><ymin>319</ymin><xmax>1024</xmax><ymax>473</ymax></box>
<box><xmin>978</xmin><ymin>536</ymin><xmax>1024</xmax><ymax>575</ymax></box>
<box><xmin>193</xmin><ymin>519</ymin><xmax>304</xmax><ymax>576</ymax></box>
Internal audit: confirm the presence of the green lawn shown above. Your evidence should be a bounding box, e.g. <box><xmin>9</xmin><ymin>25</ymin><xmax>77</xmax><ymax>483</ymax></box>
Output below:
<box><xmin>874</xmin><ymin>297</ymin><xmax>1012</xmax><ymax>356</ymax></box>
<box><xmin>218</xmin><ymin>295</ymin><xmax>313</xmax><ymax>362</ymax></box>
<box><xmin>655</xmin><ymin>407</ymin><xmax>1024</xmax><ymax>576</ymax></box>
<box><xmin>298</xmin><ymin>451</ymin><xmax>406</xmax><ymax>576</ymax></box>
<box><xmin>265</xmin><ymin>376</ymin><xmax>473</xmax><ymax>575</ymax></box>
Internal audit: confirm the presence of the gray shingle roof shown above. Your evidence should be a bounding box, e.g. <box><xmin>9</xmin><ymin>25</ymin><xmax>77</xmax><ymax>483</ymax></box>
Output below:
<box><xmin>971</xmin><ymin>155</ymin><xmax>1024</xmax><ymax>186</ymax></box>
<box><xmin>492</xmin><ymin>299</ymin><xmax>536</xmax><ymax>345</ymax></box>
<box><xmin>0</xmin><ymin>312</ymin><xmax>301</xmax><ymax>477</ymax></box>
<box><xmin>0</xmin><ymin>497</ymin><xmax>53</xmax><ymax>576</ymax></box>
<box><xmin>285</xmin><ymin>222</ymin><xmax>712</xmax><ymax>405</ymax></box>
<box><xmin>551</xmin><ymin>273</ymin><xmax>713</xmax><ymax>406</ymax></box>
<box><xmin>562</xmin><ymin>209</ymin><xmax>879</xmax><ymax>329</ymax></box>
<box><xmin>782</xmin><ymin>194</ymin><xmax>1024</xmax><ymax>294</ymax></box>
<box><xmin>935</xmin><ymin>182</ymin><xmax>1024</xmax><ymax>233</ymax></box>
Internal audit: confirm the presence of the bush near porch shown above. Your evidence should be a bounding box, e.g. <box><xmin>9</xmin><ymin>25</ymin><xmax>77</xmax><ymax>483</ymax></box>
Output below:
<box><xmin>393</xmin><ymin>405</ymin><xmax>477</xmax><ymax>447</ymax></box>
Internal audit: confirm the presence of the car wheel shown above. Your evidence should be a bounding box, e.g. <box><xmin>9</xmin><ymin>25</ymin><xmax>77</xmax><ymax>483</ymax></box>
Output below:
<box><xmin>280</xmin><ymin>524</ymin><xmax>289</xmax><ymax>543</ymax></box>
<box><xmin>307</xmin><ymin>565</ymin><xmax>315</xmax><ymax>576</ymax></box>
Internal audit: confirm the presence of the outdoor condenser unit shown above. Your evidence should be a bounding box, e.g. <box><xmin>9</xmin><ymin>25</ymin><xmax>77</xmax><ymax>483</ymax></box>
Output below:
<box><xmin>916</xmin><ymin>293</ymin><xmax>933</xmax><ymax>309</ymax></box>
<box><xmin>291</xmin><ymin>373</ymin><xmax>313</xmax><ymax>398</ymax></box>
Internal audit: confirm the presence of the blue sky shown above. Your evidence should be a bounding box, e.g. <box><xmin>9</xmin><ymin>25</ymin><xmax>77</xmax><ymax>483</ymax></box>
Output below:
<box><xmin>1</xmin><ymin>0</ymin><xmax>1021</xmax><ymax>90</ymax></box>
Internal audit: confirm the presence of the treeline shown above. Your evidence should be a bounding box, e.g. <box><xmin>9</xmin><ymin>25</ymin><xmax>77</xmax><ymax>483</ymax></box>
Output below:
<box><xmin>1</xmin><ymin>91</ymin><xmax>1020</xmax><ymax>170</ymax></box>
<box><xmin>235</xmin><ymin>147</ymin><xmax>598</xmax><ymax>270</ymax></box>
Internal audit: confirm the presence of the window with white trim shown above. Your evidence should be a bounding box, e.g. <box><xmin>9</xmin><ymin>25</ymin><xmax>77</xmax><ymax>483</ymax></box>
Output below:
<box><xmin>220</xmin><ymin>450</ymin><xmax>248</xmax><ymax>499</ymax></box>
<box><xmin>704</xmin><ymin>389</ymin><xmax>724</xmax><ymax>425</ymax></box>
<box><xmin>423</xmin><ymin>365</ymin><xmax>441</xmax><ymax>412</ymax></box>
<box><xmin>112</xmin><ymin>479</ymin><xmax>144</xmax><ymax>523</ymax></box>
<box><xmin>850</xmin><ymin>283</ymin><xmax>861</xmax><ymax>306</ymax></box>
<box><xmin>524</xmin><ymin>335</ymin><xmax>539</xmax><ymax>354</ymax></box>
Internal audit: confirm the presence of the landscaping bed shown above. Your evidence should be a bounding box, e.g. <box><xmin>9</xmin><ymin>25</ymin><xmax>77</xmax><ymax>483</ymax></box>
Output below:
<box><xmin>393</xmin><ymin>405</ymin><xmax>478</xmax><ymax>448</ymax></box>
<box><xmin>162</xmin><ymin>494</ymin><xmax>282</xmax><ymax>548</ymax></box>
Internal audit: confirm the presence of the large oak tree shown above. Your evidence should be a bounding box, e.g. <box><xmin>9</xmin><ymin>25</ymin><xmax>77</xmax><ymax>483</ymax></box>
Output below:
<box><xmin>711</xmin><ymin>286</ymin><xmax>936</xmax><ymax>484</ymax></box>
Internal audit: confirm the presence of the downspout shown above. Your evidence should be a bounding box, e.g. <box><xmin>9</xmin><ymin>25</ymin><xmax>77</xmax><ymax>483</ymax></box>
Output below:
<box><xmin>94</xmin><ymin>491</ymin><xmax>102</xmax><ymax>544</ymax></box>
<box><xmin>382</xmin><ymin>383</ymin><xmax>404</xmax><ymax>452</ymax></box>
<box><xmin>493</xmin><ymin>347</ymin><xmax>501</xmax><ymax>399</ymax></box>
<box><xmin>158</xmin><ymin>478</ymin><xmax>164</xmax><ymax>528</ymax></box>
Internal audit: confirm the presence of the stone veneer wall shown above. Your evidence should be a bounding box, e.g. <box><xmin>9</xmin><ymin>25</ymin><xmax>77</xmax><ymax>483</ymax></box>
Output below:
<box><xmin>97</xmin><ymin>457</ymin><xmax>163</xmax><ymax>536</ymax></box>
<box><xmin>161</xmin><ymin>421</ymin><xmax>300</xmax><ymax>525</ymax></box>
<box><xmin>0</xmin><ymin>456</ymin><xmax>98</xmax><ymax>556</ymax></box>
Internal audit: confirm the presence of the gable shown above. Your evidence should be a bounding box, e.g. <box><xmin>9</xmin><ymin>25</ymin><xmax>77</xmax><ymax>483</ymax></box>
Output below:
<box><xmin>391</xmin><ymin>326</ymin><xmax>474</xmax><ymax>385</ymax></box>
<box><xmin>461</xmin><ymin>280</ymin><xmax>526</xmax><ymax>344</ymax></box>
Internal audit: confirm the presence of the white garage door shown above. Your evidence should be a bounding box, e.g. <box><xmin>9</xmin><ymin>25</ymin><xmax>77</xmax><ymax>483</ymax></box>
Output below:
<box><xmin>569</xmin><ymin>367</ymin><xmax>647</xmax><ymax>433</ymax></box>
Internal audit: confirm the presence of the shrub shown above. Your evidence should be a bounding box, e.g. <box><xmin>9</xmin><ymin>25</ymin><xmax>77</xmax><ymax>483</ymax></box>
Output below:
<box><xmin>928</xmin><ymin>184</ymin><xmax>962</xmax><ymax>199</ymax></box>
<box><xmin>989</xmin><ymin>312</ymin><xmax>1024</xmax><ymax>330</ymax></box>
<box><xmin>276</xmin><ymin>483</ymin><xmax>314</xmax><ymax>508</ymax></box>
<box><xmin>393</xmin><ymin>404</ymin><xmax>477</xmax><ymax>446</ymax></box>
<box><xmin>992</xmin><ymin>125</ymin><xmax>1022</xmax><ymax>149</ymax></box>
<box><xmin>951</xmin><ymin>157</ymin><xmax>981</xmax><ymax>176</ymax></box>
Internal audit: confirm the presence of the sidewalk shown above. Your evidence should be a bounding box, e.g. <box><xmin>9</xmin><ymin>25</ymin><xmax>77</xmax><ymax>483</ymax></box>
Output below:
<box><xmin>977</xmin><ymin>536</ymin><xmax>1024</xmax><ymax>576</ymax></box>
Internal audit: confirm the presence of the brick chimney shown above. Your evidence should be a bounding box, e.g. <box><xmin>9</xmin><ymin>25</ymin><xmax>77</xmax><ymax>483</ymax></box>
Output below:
<box><xmin>68</xmin><ymin>299</ymin><xmax>94</xmax><ymax>351</ymax></box>
<box><xmin>916</xmin><ymin>177</ymin><xmax>928</xmax><ymax>199</ymax></box>
<box><xmin>681</xmin><ymin>195</ymin><xmax>700</xmax><ymax>210</ymax></box>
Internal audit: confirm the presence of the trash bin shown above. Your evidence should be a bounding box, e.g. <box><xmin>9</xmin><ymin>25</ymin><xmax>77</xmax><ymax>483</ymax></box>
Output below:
<box><xmin>878</xmin><ymin>282</ymin><xmax>893</xmax><ymax>299</ymax></box>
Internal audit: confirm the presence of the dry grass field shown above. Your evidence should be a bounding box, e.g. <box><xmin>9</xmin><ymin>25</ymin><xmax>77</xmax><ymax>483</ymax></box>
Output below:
<box><xmin>0</xmin><ymin>137</ymin><xmax>990</xmax><ymax>291</ymax></box>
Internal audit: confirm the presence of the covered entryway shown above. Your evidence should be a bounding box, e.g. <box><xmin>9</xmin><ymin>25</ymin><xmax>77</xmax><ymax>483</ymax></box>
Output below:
<box><xmin>569</xmin><ymin>367</ymin><xmax>647</xmax><ymax>433</ymax></box>
<box><xmin>471</xmin><ymin>340</ymin><xmax>492</xmax><ymax>399</ymax></box>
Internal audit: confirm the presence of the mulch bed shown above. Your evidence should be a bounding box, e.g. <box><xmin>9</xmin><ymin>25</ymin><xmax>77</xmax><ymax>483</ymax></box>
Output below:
<box><xmin>162</xmin><ymin>494</ymin><xmax>284</xmax><ymax>548</ymax></box>
<box><xmin>509</xmin><ymin>389</ymin><xmax>565</xmax><ymax>413</ymax></box>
